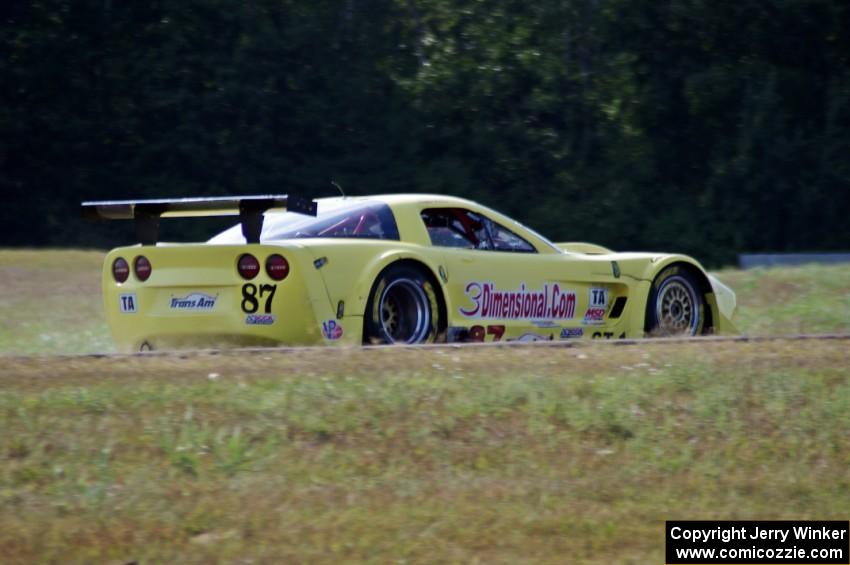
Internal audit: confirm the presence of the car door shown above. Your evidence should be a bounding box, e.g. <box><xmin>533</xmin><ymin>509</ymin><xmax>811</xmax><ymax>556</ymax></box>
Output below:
<box><xmin>420</xmin><ymin>207</ymin><xmax>589</xmax><ymax>342</ymax></box>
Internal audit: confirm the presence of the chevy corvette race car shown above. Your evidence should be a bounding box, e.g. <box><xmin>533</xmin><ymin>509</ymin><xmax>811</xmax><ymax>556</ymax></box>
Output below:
<box><xmin>82</xmin><ymin>193</ymin><xmax>737</xmax><ymax>352</ymax></box>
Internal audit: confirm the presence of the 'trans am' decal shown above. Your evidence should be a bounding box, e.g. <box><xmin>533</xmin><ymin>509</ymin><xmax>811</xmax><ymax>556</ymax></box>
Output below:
<box><xmin>459</xmin><ymin>282</ymin><xmax>576</xmax><ymax>320</ymax></box>
<box><xmin>169</xmin><ymin>292</ymin><xmax>217</xmax><ymax>311</ymax></box>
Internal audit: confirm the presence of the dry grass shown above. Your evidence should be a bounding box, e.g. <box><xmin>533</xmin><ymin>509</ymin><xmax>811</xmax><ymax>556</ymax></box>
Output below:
<box><xmin>0</xmin><ymin>250</ymin><xmax>111</xmax><ymax>354</ymax></box>
<box><xmin>1</xmin><ymin>341</ymin><xmax>849</xmax><ymax>563</ymax></box>
<box><xmin>718</xmin><ymin>263</ymin><xmax>850</xmax><ymax>335</ymax></box>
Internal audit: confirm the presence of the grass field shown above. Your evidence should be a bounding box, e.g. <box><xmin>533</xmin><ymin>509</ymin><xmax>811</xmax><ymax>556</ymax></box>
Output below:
<box><xmin>1</xmin><ymin>341</ymin><xmax>849</xmax><ymax>563</ymax></box>
<box><xmin>1</xmin><ymin>250</ymin><xmax>849</xmax><ymax>563</ymax></box>
<box><xmin>0</xmin><ymin>250</ymin><xmax>111</xmax><ymax>355</ymax></box>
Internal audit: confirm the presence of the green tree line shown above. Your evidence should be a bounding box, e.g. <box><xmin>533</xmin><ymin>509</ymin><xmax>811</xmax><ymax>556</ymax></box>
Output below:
<box><xmin>2</xmin><ymin>0</ymin><xmax>849</xmax><ymax>265</ymax></box>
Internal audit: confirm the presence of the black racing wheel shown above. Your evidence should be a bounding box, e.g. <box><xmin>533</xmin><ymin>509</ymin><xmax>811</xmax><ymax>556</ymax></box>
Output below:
<box><xmin>364</xmin><ymin>264</ymin><xmax>441</xmax><ymax>344</ymax></box>
<box><xmin>645</xmin><ymin>266</ymin><xmax>705</xmax><ymax>336</ymax></box>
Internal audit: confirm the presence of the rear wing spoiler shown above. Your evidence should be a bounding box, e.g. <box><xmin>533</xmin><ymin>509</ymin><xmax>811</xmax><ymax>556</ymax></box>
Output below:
<box><xmin>81</xmin><ymin>194</ymin><xmax>318</xmax><ymax>245</ymax></box>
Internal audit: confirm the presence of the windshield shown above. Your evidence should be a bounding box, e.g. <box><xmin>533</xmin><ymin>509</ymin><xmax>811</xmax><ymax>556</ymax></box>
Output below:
<box><xmin>208</xmin><ymin>199</ymin><xmax>399</xmax><ymax>244</ymax></box>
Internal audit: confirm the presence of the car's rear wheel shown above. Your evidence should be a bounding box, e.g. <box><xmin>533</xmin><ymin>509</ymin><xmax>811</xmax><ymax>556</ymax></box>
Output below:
<box><xmin>364</xmin><ymin>264</ymin><xmax>441</xmax><ymax>344</ymax></box>
<box><xmin>646</xmin><ymin>266</ymin><xmax>705</xmax><ymax>336</ymax></box>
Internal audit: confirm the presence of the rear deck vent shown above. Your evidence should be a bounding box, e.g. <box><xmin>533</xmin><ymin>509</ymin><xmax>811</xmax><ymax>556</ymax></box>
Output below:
<box><xmin>608</xmin><ymin>296</ymin><xmax>627</xmax><ymax>319</ymax></box>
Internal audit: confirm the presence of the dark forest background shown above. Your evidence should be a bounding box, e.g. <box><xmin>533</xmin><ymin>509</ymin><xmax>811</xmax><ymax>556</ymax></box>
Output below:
<box><xmin>1</xmin><ymin>0</ymin><xmax>849</xmax><ymax>266</ymax></box>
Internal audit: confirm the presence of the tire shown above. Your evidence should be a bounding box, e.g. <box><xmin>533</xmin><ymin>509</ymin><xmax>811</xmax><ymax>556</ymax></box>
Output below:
<box><xmin>363</xmin><ymin>263</ymin><xmax>441</xmax><ymax>344</ymax></box>
<box><xmin>645</xmin><ymin>266</ymin><xmax>705</xmax><ymax>337</ymax></box>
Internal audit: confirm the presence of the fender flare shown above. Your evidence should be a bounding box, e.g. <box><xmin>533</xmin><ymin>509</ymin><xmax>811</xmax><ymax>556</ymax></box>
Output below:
<box><xmin>349</xmin><ymin>251</ymin><xmax>449</xmax><ymax>320</ymax></box>
<box><xmin>639</xmin><ymin>257</ymin><xmax>716</xmax><ymax>333</ymax></box>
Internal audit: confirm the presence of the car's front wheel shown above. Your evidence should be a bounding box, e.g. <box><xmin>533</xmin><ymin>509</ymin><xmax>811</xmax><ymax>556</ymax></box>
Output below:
<box><xmin>645</xmin><ymin>266</ymin><xmax>705</xmax><ymax>336</ymax></box>
<box><xmin>364</xmin><ymin>264</ymin><xmax>441</xmax><ymax>344</ymax></box>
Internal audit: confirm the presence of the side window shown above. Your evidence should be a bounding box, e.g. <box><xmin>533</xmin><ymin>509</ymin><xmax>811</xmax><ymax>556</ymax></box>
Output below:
<box><xmin>261</xmin><ymin>202</ymin><xmax>400</xmax><ymax>241</ymax></box>
<box><xmin>421</xmin><ymin>208</ymin><xmax>536</xmax><ymax>253</ymax></box>
<box><xmin>420</xmin><ymin>208</ymin><xmax>480</xmax><ymax>248</ymax></box>
<box><xmin>489</xmin><ymin>222</ymin><xmax>536</xmax><ymax>253</ymax></box>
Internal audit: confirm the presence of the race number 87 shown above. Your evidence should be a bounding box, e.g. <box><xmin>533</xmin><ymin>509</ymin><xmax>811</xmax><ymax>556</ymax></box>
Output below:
<box><xmin>241</xmin><ymin>283</ymin><xmax>277</xmax><ymax>313</ymax></box>
<box><xmin>468</xmin><ymin>324</ymin><xmax>506</xmax><ymax>342</ymax></box>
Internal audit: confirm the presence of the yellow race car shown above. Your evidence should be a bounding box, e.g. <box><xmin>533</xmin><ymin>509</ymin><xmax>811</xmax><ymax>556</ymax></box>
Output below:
<box><xmin>82</xmin><ymin>193</ymin><xmax>737</xmax><ymax>351</ymax></box>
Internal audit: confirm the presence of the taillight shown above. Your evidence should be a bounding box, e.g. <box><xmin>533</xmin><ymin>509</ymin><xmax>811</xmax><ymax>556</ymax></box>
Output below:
<box><xmin>112</xmin><ymin>257</ymin><xmax>129</xmax><ymax>283</ymax></box>
<box><xmin>134</xmin><ymin>255</ymin><xmax>152</xmax><ymax>282</ymax></box>
<box><xmin>237</xmin><ymin>254</ymin><xmax>260</xmax><ymax>280</ymax></box>
<box><xmin>265</xmin><ymin>254</ymin><xmax>289</xmax><ymax>281</ymax></box>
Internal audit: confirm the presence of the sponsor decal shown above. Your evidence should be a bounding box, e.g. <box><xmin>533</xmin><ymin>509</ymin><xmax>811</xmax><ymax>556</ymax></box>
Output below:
<box><xmin>459</xmin><ymin>282</ymin><xmax>576</xmax><ymax>320</ymax></box>
<box><xmin>560</xmin><ymin>327</ymin><xmax>583</xmax><ymax>339</ymax></box>
<box><xmin>510</xmin><ymin>332</ymin><xmax>553</xmax><ymax>342</ymax></box>
<box><xmin>532</xmin><ymin>320</ymin><xmax>560</xmax><ymax>329</ymax></box>
<box><xmin>170</xmin><ymin>292</ymin><xmax>217</xmax><ymax>311</ymax></box>
<box><xmin>583</xmin><ymin>288</ymin><xmax>609</xmax><ymax>324</ymax></box>
<box><xmin>583</xmin><ymin>307</ymin><xmax>606</xmax><ymax>325</ymax></box>
<box><xmin>322</xmin><ymin>319</ymin><xmax>343</xmax><ymax>340</ymax></box>
<box><xmin>119</xmin><ymin>293</ymin><xmax>137</xmax><ymax>313</ymax></box>
<box><xmin>589</xmin><ymin>287</ymin><xmax>608</xmax><ymax>308</ymax></box>
<box><xmin>246</xmin><ymin>314</ymin><xmax>275</xmax><ymax>325</ymax></box>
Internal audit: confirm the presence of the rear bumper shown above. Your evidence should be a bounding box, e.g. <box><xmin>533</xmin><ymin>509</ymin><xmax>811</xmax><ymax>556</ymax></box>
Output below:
<box><xmin>106</xmin><ymin>291</ymin><xmax>364</xmax><ymax>352</ymax></box>
<box><xmin>109</xmin><ymin>307</ymin><xmax>330</xmax><ymax>351</ymax></box>
<box><xmin>102</xmin><ymin>243</ymin><xmax>362</xmax><ymax>352</ymax></box>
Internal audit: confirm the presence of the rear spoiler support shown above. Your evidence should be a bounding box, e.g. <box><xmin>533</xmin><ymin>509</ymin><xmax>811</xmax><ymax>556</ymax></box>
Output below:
<box><xmin>81</xmin><ymin>194</ymin><xmax>318</xmax><ymax>245</ymax></box>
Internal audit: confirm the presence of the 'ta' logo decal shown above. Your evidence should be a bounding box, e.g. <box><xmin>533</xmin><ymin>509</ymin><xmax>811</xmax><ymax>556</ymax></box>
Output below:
<box><xmin>589</xmin><ymin>287</ymin><xmax>608</xmax><ymax>308</ymax></box>
<box><xmin>119</xmin><ymin>293</ymin><xmax>137</xmax><ymax>313</ymax></box>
